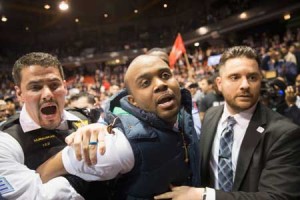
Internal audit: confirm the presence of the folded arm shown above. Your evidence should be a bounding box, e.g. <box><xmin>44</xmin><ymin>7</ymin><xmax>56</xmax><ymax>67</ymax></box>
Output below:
<box><xmin>0</xmin><ymin>132</ymin><xmax>81</xmax><ymax>200</ymax></box>
<box><xmin>37</xmin><ymin>124</ymin><xmax>134</xmax><ymax>183</ymax></box>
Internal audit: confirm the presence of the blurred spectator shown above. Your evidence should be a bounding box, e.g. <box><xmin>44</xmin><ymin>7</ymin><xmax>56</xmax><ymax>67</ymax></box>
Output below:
<box><xmin>282</xmin><ymin>61</ymin><xmax>298</xmax><ymax>85</ymax></box>
<box><xmin>0</xmin><ymin>99</ymin><xmax>7</xmax><ymax>125</ymax></box>
<box><xmin>108</xmin><ymin>84</ymin><xmax>121</xmax><ymax>97</ymax></box>
<box><xmin>282</xmin><ymin>45</ymin><xmax>297</xmax><ymax>65</ymax></box>
<box><xmin>267</xmin><ymin>50</ymin><xmax>284</xmax><ymax>72</ymax></box>
<box><xmin>185</xmin><ymin>82</ymin><xmax>202</xmax><ymax>139</ymax></box>
<box><xmin>293</xmin><ymin>43</ymin><xmax>300</xmax><ymax>73</ymax></box>
<box><xmin>4</xmin><ymin>96</ymin><xmax>16</xmax><ymax>118</ymax></box>
<box><xmin>284</xmin><ymin>85</ymin><xmax>300</xmax><ymax>126</ymax></box>
<box><xmin>102</xmin><ymin>77</ymin><xmax>111</xmax><ymax>92</ymax></box>
<box><xmin>263</xmin><ymin>78</ymin><xmax>288</xmax><ymax>115</ymax></box>
<box><xmin>294</xmin><ymin>74</ymin><xmax>300</xmax><ymax>108</ymax></box>
<box><xmin>67</xmin><ymin>92</ymin><xmax>102</xmax><ymax>123</ymax></box>
<box><xmin>260</xmin><ymin>47</ymin><xmax>271</xmax><ymax>71</ymax></box>
<box><xmin>68</xmin><ymin>87</ymin><xmax>80</xmax><ymax>97</ymax></box>
<box><xmin>198</xmin><ymin>74</ymin><xmax>224</xmax><ymax>121</ymax></box>
<box><xmin>68</xmin><ymin>92</ymin><xmax>96</xmax><ymax>109</ymax></box>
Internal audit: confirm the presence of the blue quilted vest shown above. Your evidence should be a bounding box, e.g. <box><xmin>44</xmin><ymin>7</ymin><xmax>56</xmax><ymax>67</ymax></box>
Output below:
<box><xmin>104</xmin><ymin>89</ymin><xmax>200</xmax><ymax>199</ymax></box>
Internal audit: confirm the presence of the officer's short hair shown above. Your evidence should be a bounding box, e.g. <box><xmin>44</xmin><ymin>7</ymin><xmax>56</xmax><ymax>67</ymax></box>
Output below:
<box><xmin>12</xmin><ymin>52</ymin><xmax>64</xmax><ymax>86</ymax></box>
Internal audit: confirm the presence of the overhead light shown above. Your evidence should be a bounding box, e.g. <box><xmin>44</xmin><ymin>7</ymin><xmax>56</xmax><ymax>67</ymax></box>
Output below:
<box><xmin>134</xmin><ymin>9</ymin><xmax>138</xmax><ymax>14</ymax></box>
<box><xmin>75</xmin><ymin>18</ymin><xmax>79</xmax><ymax>23</ymax></box>
<box><xmin>284</xmin><ymin>13</ymin><xmax>291</xmax><ymax>20</ymax></box>
<box><xmin>163</xmin><ymin>4</ymin><xmax>168</xmax><ymax>8</ymax></box>
<box><xmin>1</xmin><ymin>16</ymin><xmax>7</xmax><ymax>22</ymax></box>
<box><xmin>239</xmin><ymin>12</ymin><xmax>248</xmax><ymax>19</ymax></box>
<box><xmin>194</xmin><ymin>42</ymin><xmax>200</xmax><ymax>47</ymax></box>
<box><xmin>44</xmin><ymin>4</ymin><xmax>51</xmax><ymax>10</ymax></box>
<box><xmin>59</xmin><ymin>1</ymin><xmax>69</xmax><ymax>11</ymax></box>
<box><xmin>197</xmin><ymin>27</ymin><xmax>208</xmax><ymax>35</ymax></box>
<box><xmin>25</xmin><ymin>26</ymin><xmax>29</xmax><ymax>31</ymax></box>
<box><xmin>104</xmin><ymin>13</ymin><xmax>108</xmax><ymax>18</ymax></box>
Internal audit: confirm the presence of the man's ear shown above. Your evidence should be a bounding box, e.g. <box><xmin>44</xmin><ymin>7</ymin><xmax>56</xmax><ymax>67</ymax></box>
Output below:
<box><xmin>215</xmin><ymin>76</ymin><xmax>222</xmax><ymax>92</ymax></box>
<box><xmin>127</xmin><ymin>95</ymin><xmax>138</xmax><ymax>107</ymax></box>
<box><xmin>15</xmin><ymin>86</ymin><xmax>24</xmax><ymax>103</ymax></box>
<box><xmin>63</xmin><ymin>80</ymin><xmax>68</xmax><ymax>95</ymax></box>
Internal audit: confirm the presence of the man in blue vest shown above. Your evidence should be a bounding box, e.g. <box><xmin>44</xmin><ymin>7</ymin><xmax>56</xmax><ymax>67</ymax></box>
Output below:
<box><xmin>37</xmin><ymin>54</ymin><xmax>201</xmax><ymax>199</ymax></box>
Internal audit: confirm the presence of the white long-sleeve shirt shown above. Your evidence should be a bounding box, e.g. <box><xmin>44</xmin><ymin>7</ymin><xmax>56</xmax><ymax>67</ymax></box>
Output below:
<box><xmin>0</xmin><ymin>104</ymin><xmax>135</xmax><ymax>199</ymax></box>
<box><xmin>62</xmin><ymin>128</ymin><xmax>134</xmax><ymax>181</ymax></box>
<box><xmin>0</xmin><ymin>105</ymin><xmax>84</xmax><ymax>200</ymax></box>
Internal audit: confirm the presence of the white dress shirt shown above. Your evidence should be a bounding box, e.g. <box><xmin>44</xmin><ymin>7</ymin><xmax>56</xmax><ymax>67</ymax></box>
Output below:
<box><xmin>0</xmin><ymin>104</ymin><xmax>84</xmax><ymax>200</ymax></box>
<box><xmin>296</xmin><ymin>96</ymin><xmax>300</xmax><ymax>109</ymax></box>
<box><xmin>62</xmin><ymin>127</ymin><xmax>134</xmax><ymax>181</ymax></box>
<box><xmin>205</xmin><ymin>103</ymin><xmax>256</xmax><ymax>200</ymax></box>
<box><xmin>62</xmin><ymin>116</ymin><xmax>192</xmax><ymax>182</ymax></box>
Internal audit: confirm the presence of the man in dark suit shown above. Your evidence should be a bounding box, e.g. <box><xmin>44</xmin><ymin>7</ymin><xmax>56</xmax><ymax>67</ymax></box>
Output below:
<box><xmin>155</xmin><ymin>46</ymin><xmax>300</xmax><ymax>200</ymax></box>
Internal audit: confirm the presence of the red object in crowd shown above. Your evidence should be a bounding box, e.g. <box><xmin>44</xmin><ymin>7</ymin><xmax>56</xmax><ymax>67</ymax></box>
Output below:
<box><xmin>102</xmin><ymin>80</ymin><xmax>111</xmax><ymax>91</ymax></box>
<box><xmin>169</xmin><ymin>33</ymin><xmax>186</xmax><ymax>68</ymax></box>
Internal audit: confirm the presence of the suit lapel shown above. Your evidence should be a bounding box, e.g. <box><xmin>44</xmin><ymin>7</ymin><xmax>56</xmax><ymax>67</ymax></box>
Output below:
<box><xmin>200</xmin><ymin>106</ymin><xmax>223</xmax><ymax>185</ymax></box>
<box><xmin>233</xmin><ymin>103</ymin><xmax>266</xmax><ymax>190</ymax></box>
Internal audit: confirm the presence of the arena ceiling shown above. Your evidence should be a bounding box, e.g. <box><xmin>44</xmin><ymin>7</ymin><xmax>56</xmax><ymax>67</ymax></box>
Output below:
<box><xmin>0</xmin><ymin>0</ymin><xmax>204</xmax><ymax>37</ymax></box>
<box><xmin>0</xmin><ymin>0</ymin><xmax>300</xmax><ymax>67</ymax></box>
<box><xmin>1</xmin><ymin>0</ymin><xmax>298</xmax><ymax>45</ymax></box>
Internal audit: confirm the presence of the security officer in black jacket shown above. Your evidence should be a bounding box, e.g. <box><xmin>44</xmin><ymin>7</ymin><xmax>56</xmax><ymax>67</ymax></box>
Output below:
<box><xmin>0</xmin><ymin>52</ymin><xmax>109</xmax><ymax>200</ymax></box>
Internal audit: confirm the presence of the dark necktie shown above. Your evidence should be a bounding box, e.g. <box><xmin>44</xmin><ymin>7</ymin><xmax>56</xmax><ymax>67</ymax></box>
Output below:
<box><xmin>218</xmin><ymin>116</ymin><xmax>236</xmax><ymax>192</ymax></box>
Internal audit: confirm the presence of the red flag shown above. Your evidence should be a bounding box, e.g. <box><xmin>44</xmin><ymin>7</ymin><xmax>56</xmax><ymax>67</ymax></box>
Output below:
<box><xmin>169</xmin><ymin>33</ymin><xmax>186</xmax><ymax>68</ymax></box>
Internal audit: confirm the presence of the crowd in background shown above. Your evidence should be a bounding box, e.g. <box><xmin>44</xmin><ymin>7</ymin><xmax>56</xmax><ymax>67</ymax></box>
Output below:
<box><xmin>1</xmin><ymin>0</ymin><xmax>300</xmax><ymax>199</ymax></box>
<box><xmin>1</xmin><ymin>25</ymin><xmax>300</xmax><ymax>126</ymax></box>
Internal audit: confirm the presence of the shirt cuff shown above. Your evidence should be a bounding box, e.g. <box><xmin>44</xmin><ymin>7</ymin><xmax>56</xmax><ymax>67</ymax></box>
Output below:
<box><xmin>62</xmin><ymin>145</ymin><xmax>101</xmax><ymax>181</ymax></box>
<box><xmin>205</xmin><ymin>187</ymin><xmax>216</xmax><ymax>200</ymax></box>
